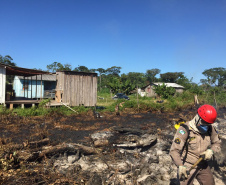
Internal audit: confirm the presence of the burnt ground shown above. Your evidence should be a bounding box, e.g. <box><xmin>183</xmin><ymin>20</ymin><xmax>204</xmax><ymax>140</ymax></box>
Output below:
<box><xmin>0</xmin><ymin>106</ymin><xmax>225</xmax><ymax>184</ymax></box>
<box><xmin>0</xmin><ymin>106</ymin><xmax>200</xmax><ymax>145</ymax></box>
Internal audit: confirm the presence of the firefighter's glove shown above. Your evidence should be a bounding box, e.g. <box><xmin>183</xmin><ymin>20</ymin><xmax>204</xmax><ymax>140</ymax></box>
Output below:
<box><xmin>179</xmin><ymin>166</ymin><xmax>188</xmax><ymax>180</ymax></box>
<box><xmin>200</xmin><ymin>149</ymin><xmax>213</xmax><ymax>160</ymax></box>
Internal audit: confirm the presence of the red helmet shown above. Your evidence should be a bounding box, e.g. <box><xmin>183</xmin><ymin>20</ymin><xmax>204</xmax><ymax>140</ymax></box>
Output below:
<box><xmin>197</xmin><ymin>104</ymin><xmax>217</xmax><ymax>124</ymax></box>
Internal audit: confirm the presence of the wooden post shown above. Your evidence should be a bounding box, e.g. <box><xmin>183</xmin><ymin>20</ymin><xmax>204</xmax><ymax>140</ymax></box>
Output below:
<box><xmin>31</xmin><ymin>76</ymin><xmax>32</xmax><ymax>99</ymax></box>
<box><xmin>10</xmin><ymin>104</ymin><xmax>13</xmax><ymax>109</ymax></box>
<box><xmin>194</xmin><ymin>94</ymin><xmax>199</xmax><ymax>106</ymax></box>
<box><xmin>137</xmin><ymin>86</ymin><xmax>139</xmax><ymax>112</ymax></box>
<box><xmin>23</xmin><ymin>76</ymin><xmax>25</xmax><ymax>97</ymax></box>
<box><xmin>26</xmin><ymin>77</ymin><xmax>28</xmax><ymax>98</ymax></box>
<box><xmin>21</xmin><ymin>104</ymin><xmax>24</xmax><ymax>109</ymax></box>
<box><xmin>36</xmin><ymin>75</ymin><xmax>37</xmax><ymax>99</ymax></box>
<box><xmin>115</xmin><ymin>104</ymin><xmax>120</xmax><ymax>116</ymax></box>
<box><xmin>40</xmin><ymin>74</ymin><xmax>42</xmax><ymax>99</ymax></box>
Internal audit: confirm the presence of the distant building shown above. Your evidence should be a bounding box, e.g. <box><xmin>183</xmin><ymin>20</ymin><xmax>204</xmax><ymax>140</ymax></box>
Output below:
<box><xmin>140</xmin><ymin>82</ymin><xmax>184</xmax><ymax>97</ymax></box>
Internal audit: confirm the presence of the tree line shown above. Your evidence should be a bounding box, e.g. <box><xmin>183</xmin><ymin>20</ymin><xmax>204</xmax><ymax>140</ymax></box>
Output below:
<box><xmin>1</xmin><ymin>55</ymin><xmax>225</xmax><ymax>95</ymax></box>
<box><xmin>44</xmin><ymin>61</ymin><xmax>226</xmax><ymax>95</ymax></box>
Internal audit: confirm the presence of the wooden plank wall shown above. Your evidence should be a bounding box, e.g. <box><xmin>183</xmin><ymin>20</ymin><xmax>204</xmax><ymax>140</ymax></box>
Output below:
<box><xmin>55</xmin><ymin>72</ymin><xmax>65</xmax><ymax>102</ymax></box>
<box><xmin>56</xmin><ymin>72</ymin><xmax>97</xmax><ymax>106</ymax></box>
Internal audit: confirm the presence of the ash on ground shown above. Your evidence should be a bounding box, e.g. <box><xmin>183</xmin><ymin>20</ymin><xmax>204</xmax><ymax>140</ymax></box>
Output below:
<box><xmin>0</xmin><ymin>107</ymin><xmax>225</xmax><ymax>185</ymax></box>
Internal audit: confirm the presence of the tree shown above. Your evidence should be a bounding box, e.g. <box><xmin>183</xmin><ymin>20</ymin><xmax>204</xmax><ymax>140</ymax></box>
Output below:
<box><xmin>219</xmin><ymin>70</ymin><xmax>226</xmax><ymax>87</ymax></box>
<box><xmin>145</xmin><ymin>68</ymin><xmax>160</xmax><ymax>83</ymax></box>
<box><xmin>73</xmin><ymin>65</ymin><xmax>90</xmax><ymax>72</ymax></box>
<box><xmin>63</xmin><ymin>64</ymin><xmax>73</xmax><ymax>71</ymax></box>
<box><xmin>200</xmin><ymin>79</ymin><xmax>209</xmax><ymax>86</ymax></box>
<box><xmin>188</xmin><ymin>84</ymin><xmax>204</xmax><ymax>95</ymax></box>
<box><xmin>121</xmin><ymin>79</ymin><xmax>136</xmax><ymax>95</ymax></box>
<box><xmin>160</xmin><ymin>72</ymin><xmax>185</xmax><ymax>83</ymax></box>
<box><xmin>89</xmin><ymin>68</ymin><xmax>96</xmax><ymax>73</ymax></box>
<box><xmin>160</xmin><ymin>72</ymin><xmax>191</xmax><ymax>90</ymax></box>
<box><xmin>46</xmin><ymin>62</ymin><xmax>72</xmax><ymax>72</ymax></box>
<box><xmin>106</xmin><ymin>77</ymin><xmax>135</xmax><ymax>95</ymax></box>
<box><xmin>105</xmin><ymin>66</ymin><xmax>121</xmax><ymax>77</ymax></box>
<box><xmin>100</xmin><ymin>66</ymin><xmax>121</xmax><ymax>91</ymax></box>
<box><xmin>202</xmin><ymin>67</ymin><xmax>226</xmax><ymax>86</ymax></box>
<box><xmin>176</xmin><ymin>74</ymin><xmax>191</xmax><ymax>90</ymax></box>
<box><xmin>0</xmin><ymin>55</ymin><xmax>16</xmax><ymax>84</ymax></box>
<box><xmin>96</xmin><ymin>68</ymin><xmax>106</xmax><ymax>91</ymax></box>
<box><xmin>106</xmin><ymin>77</ymin><xmax>122</xmax><ymax>95</ymax></box>
<box><xmin>121</xmin><ymin>72</ymin><xmax>146</xmax><ymax>88</ymax></box>
<box><xmin>0</xmin><ymin>55</ymin><xmax>16</xmax><ymax>66</ymax></box>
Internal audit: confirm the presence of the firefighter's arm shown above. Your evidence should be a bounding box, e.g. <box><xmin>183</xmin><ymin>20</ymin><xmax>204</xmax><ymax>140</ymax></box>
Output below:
<box><xmin>210</xmin><ymin>125</ymin><xmax>221</xmax><ymax>153</ymax></box>
<box><xmin>169</xmin><ymin>126</ymin><xmax>189</xmax><ymax>166</ymax></box>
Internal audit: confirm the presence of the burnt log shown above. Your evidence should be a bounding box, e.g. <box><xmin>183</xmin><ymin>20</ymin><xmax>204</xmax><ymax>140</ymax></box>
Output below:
<box><xmin>0</xmin><ymin>143</ymin><xmax>24</xmax><ymax>152</ymax></box>
<box><xmin>25</xmin><ymin>138</ymin><xmax>50</xmax><ymax>149</ymax></box>
<box><xmin>18</xmin><ymin>143</ymin><xmax>98</xmax><ymax>162</ymax></box>
<box><xmin>110</xmin><ymin>126</ymin><xmax>144</xmax><ymax>135</ymax></box>
<box><xmin>71</xmin><ymin>143</ymin><xmax>98</xmax><ymax>154</ymax></box>
<box><xmin>39</xmin><ymin>143</ymin><xmax>98</xmax><ymax>159</ymax></box>
<box><xmin>113</xmin><ymin>134</ymin><xmax>157</xmax><ymax>148</ymax></box>
<box><xmin>94</xmin><ymin>139</ymin><xmax>109</xmax><ymax>147</ymax></box>
<box><xmin>39</xmin><ymin>143</ymin><xmax>77</xmax><ymax>158</ymax></box>
<box><xmin>18</xmin><ymin>150</ymin><xmax>40</xmax><ymax>162</ymax></box>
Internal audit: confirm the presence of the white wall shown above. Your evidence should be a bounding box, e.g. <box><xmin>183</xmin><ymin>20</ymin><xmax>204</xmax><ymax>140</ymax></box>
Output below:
<box><xmin>0</xmin><ymin>67</ymin><xmax>6</xmax><ymax>104</ymax></box>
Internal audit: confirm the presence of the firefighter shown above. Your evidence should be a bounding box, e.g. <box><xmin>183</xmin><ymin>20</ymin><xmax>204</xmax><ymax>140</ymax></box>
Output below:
<box><xmin>170</xmin><ymin>104</ymin><xmax>221</xmax><ymax>185</ymax></box>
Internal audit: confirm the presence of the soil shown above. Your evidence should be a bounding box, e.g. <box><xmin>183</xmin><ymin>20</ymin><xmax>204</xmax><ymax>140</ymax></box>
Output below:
<box><xmin>0</xmin><ymin>106</ymin><xmax>225</xmax><ymax>184</ymax></box>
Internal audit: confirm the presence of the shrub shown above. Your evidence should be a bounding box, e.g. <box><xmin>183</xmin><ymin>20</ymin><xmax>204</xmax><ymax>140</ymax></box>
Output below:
<box><xmin>38</xmin><ymin>99</ymin><xmax>51</xmax><ymax>108</ymax></box>
<box><xmin>0</xmin><ymin>105</ymin><xmax>10</xmax><ymax>115</ymax></box>
<box><xmin>153</xmin><ymin>83</ymin><xmax>176</xmax><ymax>99</ymax></box>
<box><xmin>12</xmin><ymin>107</ymin><xmax>39</xmax><ymax>117</ymax></box>
<box><xmin>124</xmin><ymin>100</ymin><xmax>137</xmax><ymax>108</ymax></box>
<box><xmin>188</xmin><ymin>84</ymin><xmax>204</xmax><ymax>95</ymax></box>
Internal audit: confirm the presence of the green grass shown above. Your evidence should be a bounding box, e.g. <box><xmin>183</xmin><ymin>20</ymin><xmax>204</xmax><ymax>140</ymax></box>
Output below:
<box><xmin>0</xmin><ymin>88</ymin><xmax>225</xmax><ymax>117</ymax></box>
<box><xmin>97</xmin><ymin>89</ymin><xmax>226</xmax><ymax>113</ymax></box>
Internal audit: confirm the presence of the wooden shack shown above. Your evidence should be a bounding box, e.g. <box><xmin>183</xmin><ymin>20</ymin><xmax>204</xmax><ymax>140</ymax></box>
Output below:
<box><xmin>55</xmin><ymin>71</ymin><xmax>97</xmax><ymax>106</ymax></box>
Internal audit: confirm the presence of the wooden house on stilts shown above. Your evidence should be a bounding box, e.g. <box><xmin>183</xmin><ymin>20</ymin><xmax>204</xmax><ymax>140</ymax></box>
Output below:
<box><xmin>1</xmin><ymin>63</ymin><xmax>98</xmax><ymax>108</ymax></box>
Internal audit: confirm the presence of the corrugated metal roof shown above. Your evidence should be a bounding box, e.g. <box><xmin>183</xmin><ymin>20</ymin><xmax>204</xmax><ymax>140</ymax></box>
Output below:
<box><xmin>57</xmin><ymin>71</ymin><xmax>97</xmax><ymax>76</ymax></box>
<box><xmin>17</xmin><ymin>74</ymin><xmax>56</xmax><ymax>81</ymax></box>
<box><xmin>153</xmin><ymin>82</ymin><xmax>184</xmax><ymax>88</ymax></box>
<box><xmin>0</xmin><ymin>63</ymin><xmax>50</xmax><ymax>76</ymax></box>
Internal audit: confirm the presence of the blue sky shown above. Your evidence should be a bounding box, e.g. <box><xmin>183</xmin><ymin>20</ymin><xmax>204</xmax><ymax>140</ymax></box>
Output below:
<box><xmin>1</xmin><ymin>0</ymin><xmax>226</xmax><ymax>83</ymax></box>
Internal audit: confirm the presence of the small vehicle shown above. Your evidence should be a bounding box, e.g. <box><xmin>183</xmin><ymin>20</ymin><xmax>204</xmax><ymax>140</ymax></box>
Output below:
<box><xmin>112</xmin><ymin>93</ymin><xmax>130</xmax><ymax>100</ymax></box>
